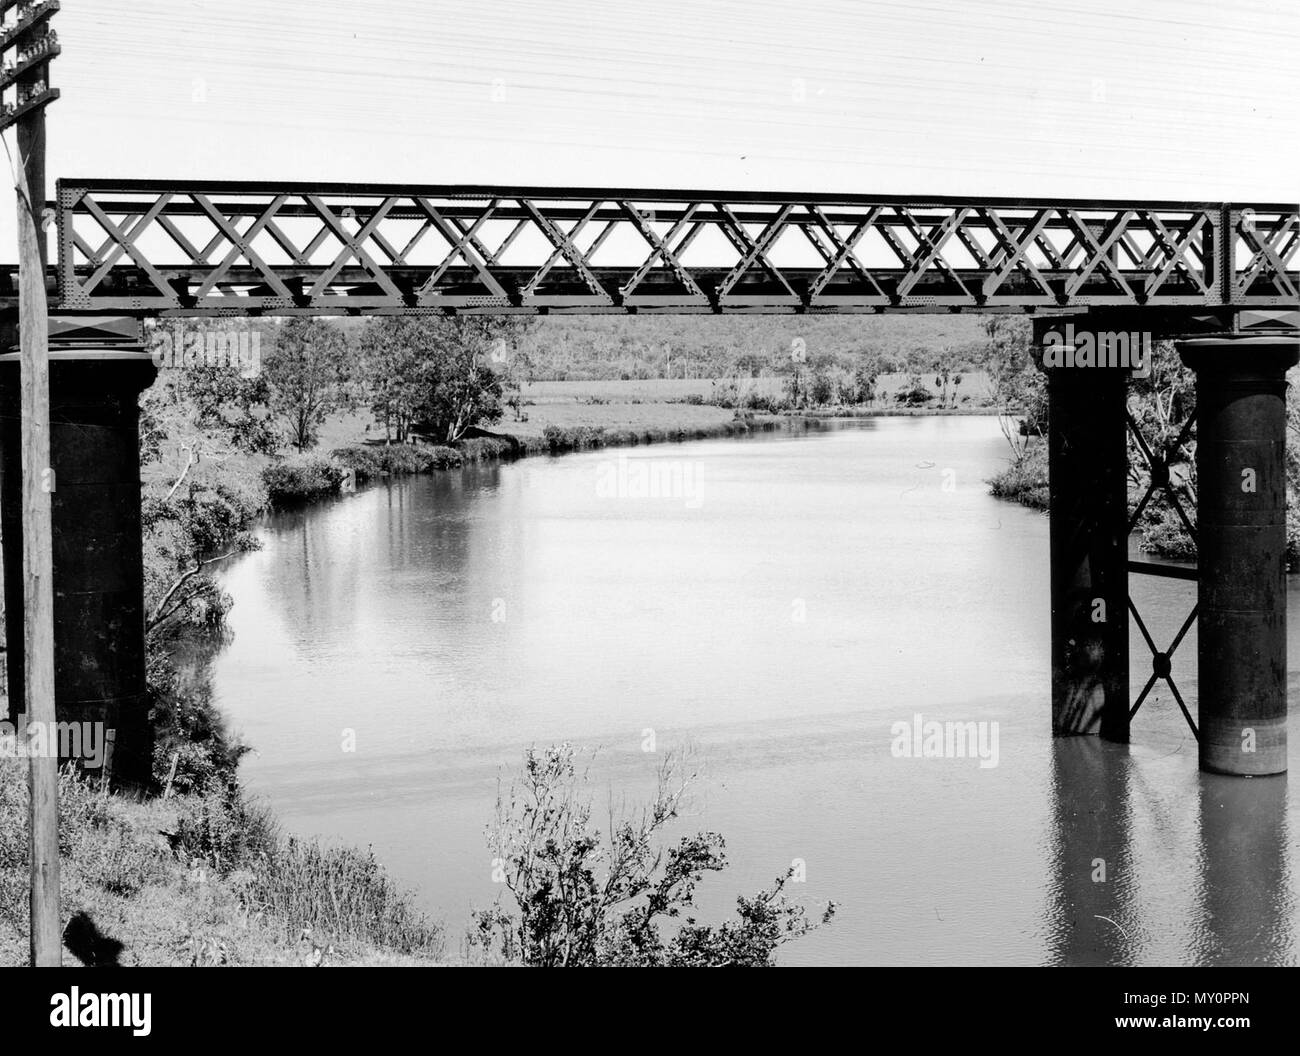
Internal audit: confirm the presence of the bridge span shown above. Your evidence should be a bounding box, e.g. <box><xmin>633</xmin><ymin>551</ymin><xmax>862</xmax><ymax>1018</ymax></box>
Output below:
<box><xmin>1</xmin><ymin>183</ymin><xmax>1297</xmax><ymax>783</ymax></box>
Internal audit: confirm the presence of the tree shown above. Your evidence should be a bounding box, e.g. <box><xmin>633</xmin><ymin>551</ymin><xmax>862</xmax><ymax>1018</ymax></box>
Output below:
<box><xmin>497</xmin><ymin>330</ymin><xmax>536</xmax><ymax>423</ymax></box>
<box><xmin>355</xmin><ymin>317</ymin><xmax>530</xmax><ymax>444</ymax></box>
<box><xmin>470</xmin><ymin>744</ymin><xmax>835</xmax><ymax>966</ymax></box>
<box><xmin>980</xmin><ymin>315</ymin><xmax>1043</xmax><ymax>456</ymax></box>
<box><xmin>853</xmin><ymin>356</ymin><xmax>881</xmax><ymax>404</ymax></box>
<box><xmin>263</xmin><ymin>319</ymin><xmax>353</xmax><ymax>451</ymax></box>
<box><xmin>357</xmin><ymin>318</ymin><xmax>436</xmax><ymax>443</ymax></box>
<box><xmin>176</xmin><ymin>360</ymin><xmax>277</xmax><ymax>456</ymax></box>
<box><xmin>408</xmin><ymin>317</ymin><xmax>520</xmax><ymax>443</ymax></box>
<box><xmin>932</xmin><ymin>346</ymin><xmax>953</xmax><ymax>406</ymax></box>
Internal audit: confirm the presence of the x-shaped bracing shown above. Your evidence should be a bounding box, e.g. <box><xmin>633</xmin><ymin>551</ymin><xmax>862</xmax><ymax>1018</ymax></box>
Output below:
<box><xmin>1126</xmin><ymin>406</ymin><xmax>1200</xmax><ymax>740</ymax></box>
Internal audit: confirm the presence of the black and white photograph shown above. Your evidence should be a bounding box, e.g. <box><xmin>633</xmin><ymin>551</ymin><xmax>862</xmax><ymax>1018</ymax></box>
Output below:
<box><xmin>0</xmin><ymin>0</ymin><xmax>1297</xmax><ymax>1026</ymax></box>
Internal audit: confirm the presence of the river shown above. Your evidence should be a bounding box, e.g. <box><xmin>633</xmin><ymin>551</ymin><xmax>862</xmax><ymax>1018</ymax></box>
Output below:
<box><xmin>208</xmin><ymin>415</ymin><xmax>1299</xmax><ymax>965</ymax></box>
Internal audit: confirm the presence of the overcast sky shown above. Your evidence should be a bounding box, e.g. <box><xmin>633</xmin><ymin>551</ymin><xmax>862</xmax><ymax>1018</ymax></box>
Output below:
<box><xmin>2</xmin><ymin>0</ymin><xmax>1296</xmax><ymax>253</ymax></box>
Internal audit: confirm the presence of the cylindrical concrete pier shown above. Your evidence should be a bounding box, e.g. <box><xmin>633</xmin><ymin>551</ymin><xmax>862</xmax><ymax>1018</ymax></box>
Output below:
<box><xmin>0</xmin><ymin>347</ymin><xmax>157</xmax><ymax>786</ymax></box>
<box><xmin>1179</xmin><ymin>336</ymin><xmax>1299</xmax><ymax>775</ymax></box>
<box><xmin>1046</xmin><ymin>362</ymin><xmax>1131</xmax><ymax>740</ymax></box>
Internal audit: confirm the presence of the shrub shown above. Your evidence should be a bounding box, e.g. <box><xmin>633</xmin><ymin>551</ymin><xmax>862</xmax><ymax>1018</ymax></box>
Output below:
<box><xmin>895</xmin><ymin>384</ymin><xmax>934</xmax><ymax>406</ymax></box>
<box><xmin>457</xmin><ymin>436</ymin><xmax>515</xmax><ymax>462</ymax></box>
<box><xmin>427</xmin><ymin>446</ymin><xmax>463</xmax><ymax>469</ymax></box>
<box><xmin>1139</xmin><ymin>505</ymin><xmax>1197</xmax><ymax>560</ymax></box>
<box><xmin>469</xmin><ymin>744</ymin><xmax>834</xmax><ymax>966</ymax></box>
<box><xmin>542</xmin><ymin>425</ymin><xmax>608</xmax><ymax>453</ymax></box>
<box><xmin>988</xmin><ymin>443</ymin><xmax>1049</xmax><ymax>511</ymax></box>
<box><xmin>148</xmin><ymin>652</ymin><xmax>249</xmax><ymax>797</ymax></box>
<box><xmin>330</xmin><ymin>445</ymin><xmax>386</xmax><ymax>481</ymax></box>
<box><xmin>262</xmin><ymin>455</ymin><xmax>347</xmax><ymax>505</ymax></box>
<box><xmin>174</xmin><ymin>786</ymin><xmax>279</xmax><ymax>874</ymax></box>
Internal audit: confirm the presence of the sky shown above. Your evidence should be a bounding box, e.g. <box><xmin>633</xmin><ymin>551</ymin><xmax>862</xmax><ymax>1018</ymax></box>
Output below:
<box><xmin>1</xmin><ymin>0</ymin><xmax>1297</xmax><ymax>255</ymax></box>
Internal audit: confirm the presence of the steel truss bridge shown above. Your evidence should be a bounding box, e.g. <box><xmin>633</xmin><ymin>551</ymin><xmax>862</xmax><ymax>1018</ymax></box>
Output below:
<box><xmin>0</xmin><ymin>181</ymin><xmax>1293</xmax><ymax>321</ymax></box>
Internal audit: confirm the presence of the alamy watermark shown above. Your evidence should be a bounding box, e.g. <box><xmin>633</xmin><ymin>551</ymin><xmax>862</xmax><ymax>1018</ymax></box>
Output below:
<box><xmin>0</xmin><ymin>716</ymin><xmax>110</xmax><ymax>769</ymax></box>
<box><xmin>1042</xmin><ymin>322</ymin><xmax>1151</xmax><ymax>378</ymax></box>
<box><xmin>151</xmin><ymin>322</ymin><xmax>262</xmax><ymax>376</ymax></box>
<box><xmin>595</xmin><ymin>453</ymin><xmax>704</xmax><ymax>508</ymax></box>
<box><xmin>890</xmin><ymin>713</ymin><xmax>999</xmax><ymax>769</ymax></box>
<box><xmin>50</xmin><ymin>987</ymin><xmax>151</xmax><ymax>1036</ymax></box>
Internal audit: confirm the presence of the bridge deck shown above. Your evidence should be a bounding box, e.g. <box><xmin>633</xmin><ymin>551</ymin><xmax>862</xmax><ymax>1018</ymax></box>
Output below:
<box><xmin>4</xmin><ymin>181</ymin><xmax>1295</xmax><ymax>318</ymax></box>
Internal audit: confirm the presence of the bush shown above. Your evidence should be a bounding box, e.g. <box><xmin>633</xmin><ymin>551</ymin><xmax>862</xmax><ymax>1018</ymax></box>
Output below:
<box><xmin>427</xmin><ymin>446</ymin><xmax>463</xmax><ymax>469</ymax></box>
<box><xmin>1138</xmin><ymin>505</ymin><xmax>1197</xmax><ymax>560</ymax></box>
<box><xmin>988</xmin><ymin>443</ymin><xmax>1049</xmax><ymax>511</ymax></box>
<box><xmin>148</xmin><ymin>652</ymin><xmax>249</xmax><ymax>797</ymax></box>
<box><xmin>457</xmin><ymin>436</ymin><xmax>515</xmax><ymax>462</ymax></box>
<box><xmin>895</xmin><ymin>384</ymin><xmax>934</xmax><ymax>406</ymax></box>
<box><xmin>174</xmin><ymin>786</ymin><xmax>279</xmax><ymax>874</ymax></box>
<box><xmin>262</xmin><ymin>455</ymin><xmax>347</xmax><ymax>505</ymax></box>
<box><xmin>330</xmin><ymin>445</ymin><xmax>386</xmax><ymax>481</ymax></box>
<box><xmin>470</xmin><ymin>744</ymin><xmax>833</xmax><ymax>966</ymax></box>
<box><xmin>332</xmin><ymin>444</ymin><xmax>436</xmax><ymax>480</ymax></box>
<box><xmin>542</xmin><ymin>425</ymin><xmax>608</xmax><ymax>453</ymax></box>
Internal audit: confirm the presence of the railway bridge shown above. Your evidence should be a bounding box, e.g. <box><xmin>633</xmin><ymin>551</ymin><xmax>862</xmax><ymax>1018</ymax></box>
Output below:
<box><xmin>1</xmin><ymin>182</ymin><xmax>1297</xmax><ymax>783</ymax></box>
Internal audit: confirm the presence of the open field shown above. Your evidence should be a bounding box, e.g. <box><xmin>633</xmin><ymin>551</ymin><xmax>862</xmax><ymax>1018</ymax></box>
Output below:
<box><xmin>521</xmin><ymin>372</ymin><xmax>994</xmax><ymax>407</ymax></box>
<box><xmin>503</xmin><ymin>395</ymin><xmax>738</xmax><ymax>437</ymax></box>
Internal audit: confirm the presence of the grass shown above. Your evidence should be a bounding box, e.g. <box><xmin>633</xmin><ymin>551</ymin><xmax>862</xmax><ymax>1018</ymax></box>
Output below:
<box><xmin>0</xmin><ymin>760</ymin><xmax>444</xmax><ymax>966</ymax></box>
<box><xmin>505</xmin><ymin>398</ymin><xmax>741</xmax><ymax>438</ymax></box>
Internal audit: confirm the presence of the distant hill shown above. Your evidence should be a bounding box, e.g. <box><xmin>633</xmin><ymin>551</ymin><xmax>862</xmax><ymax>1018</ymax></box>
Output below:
<box><xmin>516</xmin><ymin>314</ymin><xmax>1004</xmax><ymax>381</ymax></box>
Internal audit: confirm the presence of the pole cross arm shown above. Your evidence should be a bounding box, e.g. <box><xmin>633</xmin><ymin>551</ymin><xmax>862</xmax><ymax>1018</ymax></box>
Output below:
<box><xmin>0</xmin><ymin>0</ymin><xmax>58</xmax><ymax>132</ymax></box>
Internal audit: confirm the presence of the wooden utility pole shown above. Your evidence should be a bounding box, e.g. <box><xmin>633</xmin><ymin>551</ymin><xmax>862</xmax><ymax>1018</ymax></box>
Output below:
<box><xmin>3</xmin><ymin>0</ymin><xmax>63</xmax><ymax>967</ymax></box>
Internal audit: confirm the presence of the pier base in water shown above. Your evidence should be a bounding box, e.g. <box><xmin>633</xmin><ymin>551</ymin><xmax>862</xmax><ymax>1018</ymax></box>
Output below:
<box><xmin>1046</xmin><ymin>360</ymin><xmax>1130</xmax><ymax>740</ymax></box>
<box><xmin>1179</xmin><ymin>336</ymin><xmax>1298</xmax><ymax>775</ymax></box>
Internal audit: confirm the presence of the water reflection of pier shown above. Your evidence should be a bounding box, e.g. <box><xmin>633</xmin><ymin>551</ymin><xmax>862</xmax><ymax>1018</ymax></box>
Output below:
<box><xmin>1047</xmin><ymin>739</ymin><xmax>1291</xmax><ymax>965</ymax></box>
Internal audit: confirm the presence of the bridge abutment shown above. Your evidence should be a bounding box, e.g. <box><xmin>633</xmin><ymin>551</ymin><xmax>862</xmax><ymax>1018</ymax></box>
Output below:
<box><xmin>1</xmin><ymin>320</ymin><xmax>156</xmax><ymax>787</ymax></box>
<box><xmin>1044</xmin><ymin>355</ymin><xmax>1131</xmax><ymax>740</ymax></box>
<box><xmin>1178</xmin><ymin>335</ymin><xmax>1298</xmax><ymax>775</ymax></box>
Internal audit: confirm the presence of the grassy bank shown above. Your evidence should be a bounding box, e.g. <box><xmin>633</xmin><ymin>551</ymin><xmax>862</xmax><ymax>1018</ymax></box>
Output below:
<box><xmin>258</xmin><ymin>374</ymin><xmax>997</xmax><ymax>507</ymax></box>
<box><xmin>0</xmin><ymin>761</ymin><xmax>444</xmax><ymax>966</ymax></box>
<box><xmin>265</xmin><ymin>412</ymin><xmax>786</xmax><ymax>505</ymax></box>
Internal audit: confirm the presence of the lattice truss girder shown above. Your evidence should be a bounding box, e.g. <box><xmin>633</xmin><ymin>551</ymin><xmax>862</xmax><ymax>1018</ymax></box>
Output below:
<box><xmin>50</xmin><ymin>182</ymin><xmax>1300</xmax><ymax>314</ymax></box>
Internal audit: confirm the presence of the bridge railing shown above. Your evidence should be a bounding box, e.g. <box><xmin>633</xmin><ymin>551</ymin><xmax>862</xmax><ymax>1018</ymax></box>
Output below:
<box><xmin>44</xmin><ymin>181</ymin><xmax>1300</xmax><ymax>316</ymax></box>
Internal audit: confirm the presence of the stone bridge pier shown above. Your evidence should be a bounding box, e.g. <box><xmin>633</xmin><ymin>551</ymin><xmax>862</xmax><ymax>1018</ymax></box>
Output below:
<box><xmin>1</xmin><ymin>316</ymin><xmax>156</xmax><ymax>787</ymax></box>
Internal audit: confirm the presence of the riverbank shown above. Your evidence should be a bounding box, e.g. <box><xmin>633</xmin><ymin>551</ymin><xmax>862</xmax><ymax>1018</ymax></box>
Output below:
<box><xmin>260</xmin><ymin>377</ymin><xmax>999</xmax><ymax>506</ymax></box>
<box><xmin>986</xmin><ymin>435</ymin><xmax>1300</xmax><ymax>568</ymax></box>
<box><xmin>269</xmin><ymin>412</ymin><xmax>787</xmax><ymax>505</ymax></box>
<box><xmin>0</xmin><ymin>760</ymin><xmax>446</xmax><ymax>966</ymax></box>
<box><xmin>789</xmin><ymin>406</ymin><xmax>992</xmax><ymax>419</ymax></box>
